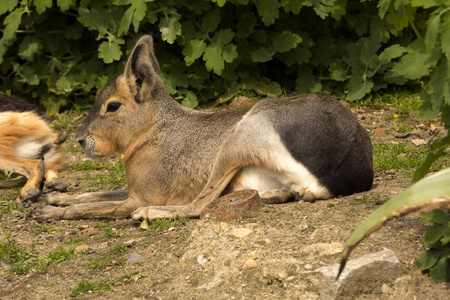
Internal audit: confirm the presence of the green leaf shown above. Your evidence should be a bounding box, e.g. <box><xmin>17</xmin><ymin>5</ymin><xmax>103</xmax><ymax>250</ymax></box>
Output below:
<box><xmin>0</xmin><ymin>0</ymin><xmax>17</xmax><ymax>15</ymax></box>
<box><xmin>377</xmin><ymin>0</ymin><xmax>391</xmax><ymax>19</ymax></box>
<box><xmin>0</xmin><ymin>7</ymin><xmax>24</xmax><ymax>64</ymax></box>
<box><xmin>183</xmin><ymin>39</ymin><xmax>207</xmax><ymax>66</ymax></box>
<box><xmin>55</xmin><ymin>76</ymin><xmax>74</xmax><ymax>93</ymax></box>
<box><xmin>118</xmin><ymin>0</ymin><xmax>147</xmax><ymax>36</ymax></box>
<box><xmin>77</xmin><ymin>7</ymin><xmax>109</xmax><ymax>35</ymax></box>
<box><xmin>20</xmin><ymin>65</ymin><xmax>40</xmax><ymax>85</ymax></box>
<box><xmin>250</xmin><ymin>47</ymin><xmax>273</xmax><ymax>62</ymax></box>
<box><xmin>410</xmin><ymin>0</ymin><xmax>441</xmax><ymax>8</ymax></box>
<box><xmin>272</xmin><ymin>31</ymin><xmax>302</xmax><ymax>53</ymax></box>
<box><xmin>181</xmin><ymin>91</ymin><xmax>199</xmax><ymax>109</ymax></box>
<box><xmin>429</xmin><ymin>257</ymin><xmax>450</xmax><ymax>282</ymax></box>
<box><xmin>426</xmin><ymin>13</ymin><xmax>441</xmax><ymax>54</ymax></box>
<box><xmin>33</xmin><ymin>0</ymin><xmax>52</xmax><ymax>14</ymax></box>
<box><xmin>348</xmin><ymin>76</ymin><xmax>374</xmax><ymax>101</ymax></box>
<box><xmin>390</xmin><ymin>39</ymin><xmax>441</xmax><ymax>80</ymax></box>
<box><xmin>254</xmin><ymin>0</ymin><xmax>280</xmax><ymax>26</ymax></box>
<box><xmin>201</xmin><ymin>8</ymin><xmax>221</xmax><ymax>32</ymax></box>
<box><xmin>98</xmin><ymin>40</ymin><xmax>122</xmax><ymax>64</ymax></box>
<box><xmin>441</xmin><ymin>15</ymin><xmax>450</xmax><ymax>59</ymax></box>
<box><xmin>421</xmin><ymin>209</ymin><xmax>450</xmax><ymax>225</ymax></box>
<box><xmin>56</xmin><ymin>0</ymin><xmax>75</xmax><ymax>12</ymax></box>
<box><xmin>424</xmin><ymin>224</ymin><xmax>449</xmax><ymax>247</ymax></box>
<box><xmin>18</xmin><ymin>36</ymin><xmax>42</xmax><ymax>61</ymax></box>
<box><xmin>281</xmin><ymin>0</ymin><xmax>302</xmax><ymax>14</ymax></box>
<box><xmin>159</xmin><ymin>13</ymin><xmax>182</xmax><ymax>44</ymax></box>
<box><xmin>212</xmin><ymin>0</ymin><xmax>227</xmax><ymax>7</ymax></box>
<box><xmin>329</xmin><ymin>60</ymin><xmax>349</xmax><ymax>81</ymax></box>
<box><xmin>203</xmin><ymin>44</ymin><xmax>224</xmax><ymax>75</ymax></box>
<box><xmin>378</xmin><ymin>44</ymin><xmax>406</xmax><ymax>65</ymax></box>
<box><xmin>221</xmin><ymin>43</ymin><xmax>238</xmax><ymax>63</ymax></box>
<box><xmin>414</xmin><ymin>248</ymin><xmax>440</xmax><ymax>270</ymax></box>
<box><xmin>212</xmin><ymin>29</ymin><xmax>235</xmax><ymax>46</ymax></box>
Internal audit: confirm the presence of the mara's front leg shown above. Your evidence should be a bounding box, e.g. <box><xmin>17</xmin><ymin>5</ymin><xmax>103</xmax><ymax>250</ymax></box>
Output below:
<box><xmin>45</xmin><ymin>190</ymin><xmax>129</xmax><ymax>206</ymax></box>
<box><xmin>31</xmin><ymin>196</ymin><xmax>141</xmax><ymax>222</ymax></box>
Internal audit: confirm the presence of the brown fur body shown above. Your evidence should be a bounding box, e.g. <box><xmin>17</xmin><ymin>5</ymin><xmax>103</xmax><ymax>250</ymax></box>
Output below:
<box><xmin>32</xmin><ymin>36</ymin><xmax>373</xmax><ymax>221</ymax></box>
<box><xmin>0</xmin><ymin>95</ymin><xmax>68</xmax><ymax>206</ymax></box>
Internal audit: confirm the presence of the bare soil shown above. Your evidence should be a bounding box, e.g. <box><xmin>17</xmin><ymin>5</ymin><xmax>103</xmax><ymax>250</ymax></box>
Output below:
<box><xmin>1</xmin><ymin>102</ymin><xmax>449</xmax><ymax>299</ymax></box>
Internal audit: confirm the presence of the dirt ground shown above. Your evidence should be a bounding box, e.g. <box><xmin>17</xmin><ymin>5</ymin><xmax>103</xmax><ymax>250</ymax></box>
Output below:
<box><xmin>1</xmin><ymin>100</ymin><xmax>449</xmax><ymax>299</ymax></box>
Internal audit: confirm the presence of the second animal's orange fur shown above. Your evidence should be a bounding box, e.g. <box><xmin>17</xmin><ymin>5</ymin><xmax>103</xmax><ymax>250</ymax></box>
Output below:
<box><xmin>0</xmin><ymin>95</ymin><xmax>68</xmax><ymax>206</ymax></box>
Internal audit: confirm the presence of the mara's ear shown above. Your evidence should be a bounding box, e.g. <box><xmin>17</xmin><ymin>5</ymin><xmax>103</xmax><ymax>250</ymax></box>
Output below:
<box><xmin>124</xmin><ymin>35</ymin><xmax>161</xmax><ymax>103</ymax></box>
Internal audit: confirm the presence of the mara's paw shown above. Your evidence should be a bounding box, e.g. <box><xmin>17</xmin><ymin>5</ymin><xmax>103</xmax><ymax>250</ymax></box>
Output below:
<box><xmin>18</xmin><ymin>189</ymin><xmax>41</xmax><ymax>207</ymax></box>
<box><xmin>44</xmin><ymin>191</ymin><xmax>70</xmax><ymax>206</ymax></box>
<box><xmin>30</xmin><ymin>205</ymin><xmax>66</xmax><ymax>222</ymax></box>
<box><xmin>45</xmin><ymin>178</ymin><xmax>68</xmax><ymax>193</ymax></box>
<box><xmin>130</xmin><ymin>206</ymin><xmax>182</xmax><ymax>222</ymax></box>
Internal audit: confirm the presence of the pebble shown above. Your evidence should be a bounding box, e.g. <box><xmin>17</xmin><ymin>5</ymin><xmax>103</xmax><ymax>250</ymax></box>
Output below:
<box><xmin>197</xmin><ymin>255</ymin><xmax>208</xmax><ymax>266</ymax></box>
<box><xmin>81</xmin><ymin>227</ymin><xmax>99</xmax><ymax>236</ymax></box>
<box><xmin>124</xmin><ymin>239</ymin><xmax>137</xmax><ymax>247</ymax></box>
<box><xmin>243</xmin><ymin>259</ymin><xmax>258</xmax><ymax>269</ymax></box>
<box><xmin>75</xmin><ymin>245</ymin><xmax>89</xmax><ymax>253</ymax></box>
<box><xmin>304</xmin><ymin>264</ymin><xmax>313</xmax><ymax>270</ymax></box>
<box><xmin>230</xmin><ymin>228</ymin><xmax>252</xmax><ymax>239</ymax></box>
<box><xmin>126</xmin><ymin>252</ymin><xmax>142</xmax><ymax>264</ymax></box>
<box><xmin>302</xmin><ymin>242</ymin><xmax>344</xmax><ymax>256</ymax></box>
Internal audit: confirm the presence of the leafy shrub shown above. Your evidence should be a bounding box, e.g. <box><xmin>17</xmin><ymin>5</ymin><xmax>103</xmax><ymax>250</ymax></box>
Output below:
<box><xmin>0</xmin><ymin>0</ymin><xmax>449</xmax><ymax>127</ymax></box>
<box><xmin>415</xmin><ymin>209</ymin><xmax>450</xmax><ymax>283</ymax></box>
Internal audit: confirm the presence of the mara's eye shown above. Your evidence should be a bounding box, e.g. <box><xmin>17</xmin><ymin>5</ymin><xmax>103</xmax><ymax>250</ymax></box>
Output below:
<box><xmin>106</xmin><ymin>102</ymin><xmax>122</xmax><ymax>113</ymax></box>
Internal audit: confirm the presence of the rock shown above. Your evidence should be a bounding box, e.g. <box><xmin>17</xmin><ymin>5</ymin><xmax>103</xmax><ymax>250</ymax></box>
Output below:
<box><xmin>197</xmin><ymin>255</ymin><xmax>208</xmax><ymax>266</ymax></box>
<box><xmin>374</xmin><ymin>128</ymin><xmax>385</xmax><ymax>136</ymax></box>
<box><xmin>305</xmin><ymin>248</ymin><xmax>402</xmax><ymax>300</ymax></box>
<box><xmin>202</xmin><ymin>189</ymin><xmax>262</xmax><ymax>220</ymax></box>
<box><xmin>243</xmin><ymin>259</ymin><xmax>258</xmax><ymax>269</ymax></box>
<box><xmin>126</xmin><ymin>252</ymin><xmax>142</xmax><ymax>264</ymax></box>
<box><xmin>124</xmin><ymin>239</ymin><xmax>137</xmax><ymax>247</ymax></box>
<box><xmin>75</xmin><ymin>245</ymin><xmax>89</xmax><ymax>253</ymax></box>
<box><xmin>80</xmin><ymin>227</ymin><xmax>98</xmax><ymax>236</ymax></box>
<box><xmin>0</xmin><ymin>260</ymin><xmax>11</xmax><ymax>269</ymax></box>
<box><xmin>230</xmin><ymin>227</ymin><xmax>252</xmax><ymax>239</ymax></box>
<box><xmin>302</xmin><ymin>242</ymin><xmax>344</xmax><ymax>256</ymax></box>
<box><xmin>411</xmin><ymin>139</ymin><xmax>427</xmax><ymax>147</ymax></box>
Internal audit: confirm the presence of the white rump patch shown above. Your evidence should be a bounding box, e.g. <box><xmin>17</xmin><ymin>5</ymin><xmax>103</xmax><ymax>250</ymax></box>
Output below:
<box><xmin>232</xmin><ymin>146</ymin><xmax>332</xmax><ymax>200</ymax></box>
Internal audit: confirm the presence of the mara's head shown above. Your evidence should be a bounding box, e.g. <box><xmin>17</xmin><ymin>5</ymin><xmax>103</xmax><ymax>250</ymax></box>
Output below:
<box><xmin>77</xmin><ymin>35</ymin><xmax>165</xmax><ymax>157</ymax></box>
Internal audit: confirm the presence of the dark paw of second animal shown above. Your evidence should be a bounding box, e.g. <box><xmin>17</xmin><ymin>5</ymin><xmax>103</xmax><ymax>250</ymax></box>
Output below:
<box><xmin>20</xmin><ymin>189</ymin><xmax>41</xmax><ymax>207</ymax></box>
<box><xmin>44</xmin><ymin>178</ymin><xmax>68</xmax><ymax>193</ymax></box>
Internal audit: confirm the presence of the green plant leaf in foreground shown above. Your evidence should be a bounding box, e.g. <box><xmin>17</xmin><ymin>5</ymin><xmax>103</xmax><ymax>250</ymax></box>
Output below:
<box><xmin>337</xmin><ymin>167</ymin><xmax>450</xmax><ymax>279</ymax></box>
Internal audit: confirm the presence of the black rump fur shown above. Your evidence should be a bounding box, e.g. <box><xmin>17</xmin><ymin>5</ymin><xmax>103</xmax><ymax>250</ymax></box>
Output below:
<box><xmin>0</xmin><ymin>93</ymin><xmax>45</xmax><ymax>116</ymax></box>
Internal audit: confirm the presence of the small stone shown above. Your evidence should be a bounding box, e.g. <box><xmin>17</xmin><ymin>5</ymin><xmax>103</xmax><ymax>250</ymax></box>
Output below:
<box><xmin>0</xmin><ymin>260</ymin><xmax>11</xmax><ymax>269</ymax></box>
<box><xmin>78</xmin><ymin>225</ymin><xmax>90</xmax><ymax>229</ymax></box>
<box><xmin>302</xmin><ymin>242</ymin><xmax>344</xmax><ymax>256</ymax></box>
<box><xmin>230</xmin><ymin>227</ymin><xmax>252</xmax><ymax>239</ymax></box>
<box><xmin>220</xmin><ymin>222</ymin><xmax>229</xmax><ymax>230</ymax></box>
<box><xmin>75</xmin><ymin>245</ymin><xmax>89</xmax><ymax>253</ymax></box>
<box><xmin>126</xmin><ymin>252</ymin><xmax>142</xmax><ymax>264</ymax></box>
<box><xmin>374</xmin><ymin>128</ymin><xmax>385</xmax><ymax>136</ymax></box>
<box><xmin>243</xmin><ymin>259</ymin><xmax>258</xmax><ymax>269</ymax></box>
<box><xmin>411</xmin><ymin>139</ymin><xmax>427</xmax><ymax>147</ymax></box>
<box><xmin>197</xmin><ymin>255</ymin><xmax>208</xmax><ymax>266</ymax></box>
<box><xmin>286</xmin><ymin>275</ymin><xmax>296</xmax><ymax>282</ymax></box>
<box><xmin>81</xmin><ymin>227</ymin><xmax>98</xmax><ymax>236</ymax></box>
<box><xmin>304</xmin><ymin>264</ymin><xmax>313</xmax><ymax>270</ymax></box>
<box><xmin>124</xmin><ymin>239</ymin><xmax>137</xmax><ymax>247</ymax></box>
<box><xmin>168</xmin><ymin>227</ymin><xmax>175</xmax><ymax>231</ymax></box>
<box><xmin>254</xmin><ymin>238</ymin><xmax>266</xmax><ymax>244</ymax></box>
<box><xmin>87</xmin><ymin>248</ymin><xmax>96</xmax><ymax>254</ymax></box>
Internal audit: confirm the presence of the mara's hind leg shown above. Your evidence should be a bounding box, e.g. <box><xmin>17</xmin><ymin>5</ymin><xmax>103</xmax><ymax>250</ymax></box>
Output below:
<box><xmin>131</xmin><ymin>115</ymin><xmax>286</xmax><ymax>221</ymax></box>
<box><xmin>260</xmin><ymin>190</ymin><xmax>298</xmax><ymax>204</ymax></box>
<box><xmin>0</xmin><ymin>155</ymin><xmax>44</xmax><ymax>206</ymax></box>
<box><xmin>45</xmin><ymin>190</ymin><xmax>129</xmax><ymax>206</ymax></box>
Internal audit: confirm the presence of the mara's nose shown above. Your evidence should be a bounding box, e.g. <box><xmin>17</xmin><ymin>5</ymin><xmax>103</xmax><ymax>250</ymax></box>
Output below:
<box><xmin>77</xmin><ymin>137</ymin><xmax>85</xmax><ymax>148</ymax></box>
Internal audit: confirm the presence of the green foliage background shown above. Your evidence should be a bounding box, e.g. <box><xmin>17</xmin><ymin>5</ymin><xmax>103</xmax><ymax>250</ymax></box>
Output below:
<box><xmin>0</xmin><ymin>0</ymin><xmax>449</xmax><ymax>128</ymax></box>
